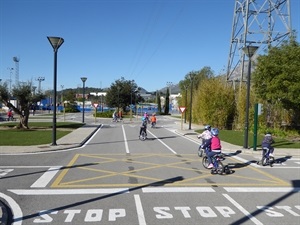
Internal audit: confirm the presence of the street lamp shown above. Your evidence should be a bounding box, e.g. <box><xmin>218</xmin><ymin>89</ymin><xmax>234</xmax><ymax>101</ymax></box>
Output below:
<box><xmin>81</xmin><ymin>77</ymin><xmax>87</xmax><ymax>123</ymax></box>
<box><xmin>130</xmin><ymin>80</ymin><xmax>134</xmax><ymax>121</ymax></box>
<box><xmin>242</xmin><ymin>45</ymin><xmax>259</xmax><ymax>149</ymax></box>
<box><xmin>47</xmin><ymin>36</ymin><xmax>64</xmax><ymax>146</ymax></box>
<box><xmin>188</xmin><ymin>73</ymin><xmax>195</xmax><ymax>130</ymax></box>
<box><xmin>183</xmin><ymin>83</ymin><xmax>189</xmax><ymax>123</ymax></box>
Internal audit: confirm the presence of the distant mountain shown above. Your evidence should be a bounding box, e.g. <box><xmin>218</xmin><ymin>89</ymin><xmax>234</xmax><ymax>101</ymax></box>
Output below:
<box><xmin>153</xmin><ymin>83</ymin><xmax>180</xmax><ymax>94</ymax></box>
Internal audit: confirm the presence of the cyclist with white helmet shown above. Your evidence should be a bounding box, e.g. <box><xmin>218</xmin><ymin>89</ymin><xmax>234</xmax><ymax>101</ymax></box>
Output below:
<box><xmin>202</xmin><ymin>128</ymin><xmax>222</xmax><ymax>168</ymax></box>
<box><xmin>262</xmin><ymin>133</ymin><xmax>275</xmax><ymax>157</ymax></box>
<box><xmin>197</xmin><ymin>125</ymin><xmax>212</xmax><ymax>147</ymax></box>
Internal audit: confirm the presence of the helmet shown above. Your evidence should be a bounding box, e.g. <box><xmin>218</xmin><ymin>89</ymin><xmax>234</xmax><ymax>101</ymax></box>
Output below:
<box><xmin>211</xmin><ymin>128</ymin><xmax>219</xmax><ymax>136</ymax></box>
<box><xmin>204</xmin><ymin>125</ymin><xmax>211</xmax><ymax>130</ymax></box>
<box><xmin>265</xmin><ymin>133</ymin><xmax>272</xmax><ymax>137</ymax></box>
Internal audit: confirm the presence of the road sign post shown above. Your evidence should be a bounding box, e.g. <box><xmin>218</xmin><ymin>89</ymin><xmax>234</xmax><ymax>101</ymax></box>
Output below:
<box><xmin>179</xmin><ymin>106</ymin><xmax>186</xmax><ymax>130</ymax></box>
<box><xmin>93</xmin><ymin>103</ymin><xmax>98</xmax><ymax>123</ymax></box>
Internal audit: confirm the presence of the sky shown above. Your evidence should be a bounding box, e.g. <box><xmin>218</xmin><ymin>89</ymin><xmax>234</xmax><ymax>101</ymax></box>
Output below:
<box><xmin>0</xmin><ymin>0</ymin><xmax>299</xmax><ymax>92</ymax></box>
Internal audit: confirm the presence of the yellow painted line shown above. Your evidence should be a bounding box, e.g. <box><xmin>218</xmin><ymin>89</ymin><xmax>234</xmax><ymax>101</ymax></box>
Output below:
<box><xmin>229</xmin><ymin>157</ymin><xmax>289</xmax><ymax>186</ymax></box>
<box><xmin>51</xmin><ymin>154</ymin><xmax>80</xmax><ymax>188</ymax></box>
<box><xmin>51</xmin><ymin>154</ymin><xmax>290</xmax><ymax>188</ymax></box>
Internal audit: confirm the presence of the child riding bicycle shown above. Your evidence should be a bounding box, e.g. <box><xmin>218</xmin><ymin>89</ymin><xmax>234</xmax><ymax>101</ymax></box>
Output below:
<box><xmin>139</xmin><ymin>117</ymin><xmax>148</xmax><ymax>137</ymax></box>
<box><xmin>261</xmin><ymin>133</ymin><xmax>275</xmax><ymax>157</ymax></box>
<box><xmin>202</xmin><ymin>128</ymin><xmax>222</xmax><ymax>169</ymax></box>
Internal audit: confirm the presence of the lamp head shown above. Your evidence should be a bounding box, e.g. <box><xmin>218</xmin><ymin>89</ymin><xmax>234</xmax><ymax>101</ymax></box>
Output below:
<box><xmin>47</xmin><ymin>36</ymin><xmax>64</xmax><ymax>51</ymax></box>
<box><xmin>243</xmin><ymin>46</ymin><xmax>259</xmax><ymax>58</ymax></box>
<box><xmin>81</xmin><ymin>77</ymin><xmax>87</xmax><ymax>83</ymax></box>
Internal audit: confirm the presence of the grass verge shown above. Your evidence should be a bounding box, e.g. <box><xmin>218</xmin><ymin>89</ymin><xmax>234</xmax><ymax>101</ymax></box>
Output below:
<box><xmin>0</xmin><ymin>122</ymin><xmax>84</xmax><ymax>146</ymax></box>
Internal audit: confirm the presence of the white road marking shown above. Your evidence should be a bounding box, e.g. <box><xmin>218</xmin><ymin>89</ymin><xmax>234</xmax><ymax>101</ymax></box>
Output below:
<box><xmin>122</xmin><ymin>125</ymin><xmax>130</xmax><ymax>154</ymax></box>
<box><xmin>0</xmin><ymin>192</ymin><xmax>23</xmax><ymax>225</ymax></box>
<box><xmin>142</xmin><ymin>187</ymin><xmax>215</xmax><ymax>193</ymax></box>
<box><xmin>147</xmin><ymin>130</ymin><xmax>177</xmax><ymax>154</ymax></box>
<box><xmin>9</xmin><ymin>188</ymin><xmax>129</xmax><ymax>195</ymax></box>
<box><xmin>30</xmin><ymin>166</ymin><xmax>62</xmax><ymax>188</ymax></box>
<box><xmin>224</xmin><ymin>187</ymin><xmax>300</xmax><ymax>192</ymax></box>
<box><xmin>223</xmin><ymin>194</ymin><xmax>263</xmax><ymax>225</ymax></box>
<box><xmin>134</xmin><ymin>194</ymin><xmax>147</xmax><ymax>225</ymax></box>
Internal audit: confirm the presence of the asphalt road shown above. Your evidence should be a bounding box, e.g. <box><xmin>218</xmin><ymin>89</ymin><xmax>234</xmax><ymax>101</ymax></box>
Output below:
<box><xmin>0</xmin><ymin>114</ymin><xmax>299</xmax><ymax>225</ymax></box>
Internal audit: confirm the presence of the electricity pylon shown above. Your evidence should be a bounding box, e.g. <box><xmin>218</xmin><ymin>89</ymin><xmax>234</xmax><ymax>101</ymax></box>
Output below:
<box><xmin>226</xmin><ymin>0</ymin><xmax>292</xmax><ymax>83</ymax></box>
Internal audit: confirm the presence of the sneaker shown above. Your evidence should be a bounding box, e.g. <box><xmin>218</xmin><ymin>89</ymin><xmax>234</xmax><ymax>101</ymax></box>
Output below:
<box><xmin>269</xmin><ymin>153</ymin><xmax>274</xmax><ymax>157</ymax></box>
<box><xmin>207</xmin><ymin>163</ymin><xmax>214</xmax><ymax>169</ymax></box>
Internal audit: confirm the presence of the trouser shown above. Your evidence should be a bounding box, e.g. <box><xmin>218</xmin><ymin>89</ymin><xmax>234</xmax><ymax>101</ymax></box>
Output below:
<box><xmin>207</xmin><ymin>151</ymin><xmax>220</xmax><ymax>164</ymax></box>
<box><xmin>140</xmin><ymin>127</ymin><xmax>147</xmax><ymax>136</ymax></box>
<box><xmin>262</xmin><ymin>145</ymin><xmax>274</xmax><ymax>155</ymax></box>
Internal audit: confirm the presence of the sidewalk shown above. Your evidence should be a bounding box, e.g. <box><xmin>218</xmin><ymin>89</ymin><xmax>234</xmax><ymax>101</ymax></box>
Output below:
<box><xmin>168</xmin><ymin>116</ymin><xmax>300</xmax><ymax>157</ymax></box>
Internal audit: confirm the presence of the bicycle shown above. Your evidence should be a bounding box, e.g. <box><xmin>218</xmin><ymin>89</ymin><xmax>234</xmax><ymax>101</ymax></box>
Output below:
<box><xmin>257</xmin><ymin>147</ymin><xmax>275</xmax><ymax>167</ymax></box>
<box><xmin>202</xmin><ymin>153</ymin><xmax>225</xmax><ymax>174</ymax></box>
<box><xmin>198</xmin><ymin>145</ymin><xmax>209</xmax><ymax>157</ymax></box>
<box><xmin>139</xmin><ymin>129</ymin><xmax>147</xmax><ymax>141</ymax></box>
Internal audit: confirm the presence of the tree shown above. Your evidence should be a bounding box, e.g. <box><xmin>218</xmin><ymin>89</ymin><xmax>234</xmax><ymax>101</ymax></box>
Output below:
<box><xmin>157</xmin><ymin>91</ymin><xmax>162</xmax><ymax>113</ymax></box>
<box><xmin>0</xmin><ymin>81</ymin><xmax>45</xmax><ymax>129</ymax></box>
<box><xmin>164</xmin><ymin>88</ymin><xmax>170</xmax><ymax>114</ymax></box>
<box><xmin>252</xmin><ymin>38</ymin><xmax>300</xmax><ymax>127</ymax></box>
<box><xmin>105</xmin><ymin>77</ymin><xmax>143</xmax><ymax>111</ymax></box>
<box><xmin>193</xmin><ymin>77</ymin><xmax>235</xmax><ymax>129</ymax></box>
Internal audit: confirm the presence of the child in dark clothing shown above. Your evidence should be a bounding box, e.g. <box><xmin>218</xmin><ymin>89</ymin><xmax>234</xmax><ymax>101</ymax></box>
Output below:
<box><xmin>261</xmin><ymin>133</ymin><xmax>275</xmax><ymax>157</ymax></box>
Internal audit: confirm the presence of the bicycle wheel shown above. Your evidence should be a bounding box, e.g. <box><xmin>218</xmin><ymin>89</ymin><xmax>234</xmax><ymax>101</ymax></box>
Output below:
<box><xmin>140</xmin><ymin>131</ymin><xmax>146</xmax><ymax>141</ymax></box>
<box><xmin>269</xmin><ymin>156</ymin><xmax>275</xmax><ymax>167</ymax></box>
<box><xmin>261</xmin><ymin>156</ymin><xmax>268</xmax><ymax>166</ymax></box>
<box><xmin>198</xmin><ymin>146</ymin><xmax>204</xmax><ymax>157</ymax></box>
<box><xmin>216</xmin><ymin>161</ymin><xmax>224</xmax><ymax>174</ymax></box>
<box><xmin>202</xmin><ymin>156</ymin><xmax>209</xmax><ymax>169</ymax></box>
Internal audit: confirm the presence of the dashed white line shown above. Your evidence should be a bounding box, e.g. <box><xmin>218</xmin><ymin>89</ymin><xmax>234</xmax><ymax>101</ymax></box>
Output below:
<box><xmin>30</xmin><ymin>166</ymin><xmax>62</xmax><ymax>188</ymax></box>
<box><xmin>142</xmin><ymin>187</ymin><xmax>215</xmax><ymax>193</ymax></box>
<box><xmin>122</xmin><ymin>125</ymin><xmax>130</xmax><ymax>154</ymax></box>
<box><xmin>223</xmin><ymin>194</ymin><xmax>263</xmax><ymax>225</ymax></box>
<box><xmin>9</xmin><ymin>188</ymin><xmax>129</xmax><ymax>195</ymax></box>
<box><xmin>134</xmin><ymin>194</ymin><xmax>147</xmax><ymax>225</ymax></box>
<box><xmin>147</xmin><ymin>130</ymin><xmax>177</xmax><ymax>154</ymax></box>
<box><xmin>224</xmin><ymin>187</ymin><xmax>300</xmax><ymax>192</ymax></box>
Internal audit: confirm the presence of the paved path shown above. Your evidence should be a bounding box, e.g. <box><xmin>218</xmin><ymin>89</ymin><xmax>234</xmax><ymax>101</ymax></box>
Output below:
<box><xmin>0</xmin><ymin>115</ymin><xmax>299</xmax><ymax>156</ymax></box>
<box><xmin>0</xmin><ymin>115</ymin><xmax>299</xmax><ymax>225</ymax></box>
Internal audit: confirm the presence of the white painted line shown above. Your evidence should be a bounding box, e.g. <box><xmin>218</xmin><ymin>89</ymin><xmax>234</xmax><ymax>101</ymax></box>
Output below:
<box><xmin>147</xmin><ymin>130</ymin><xmax>177</xmax><ymax>154</ymax></box>
<box><xmin>224</xmin><ymin>187</ymin><xmax>300</xmax><ymax>192</ymax></box>
<box><xmin>81</xmin><ymin>124</ymin><xmax>103</xmax><ymax>147</ymax></box>
<box><xmin>9</xmin><ymin>188</ymin><xmax>129</xmax><ymax>195</ymax></box>
<box><xmin>142</xmin><ymin>187</ymin><xmax>215</xmax><ymax>193</ymax></box>
<box><xmin>31</xmin><ymin>166</ymin><xmax>62</xmax><ymax>188</ymax></box>
<box><xmin>134</xmin><ymin>194</ymin><xmax>147</xmax><ymax>225</ymax></box>
<box><xmin>223</xmin><ymin>194</ymin><xmax>263</xmax><ymax>225</ymax></box>
<box><xmin>0</xmin><ymin>192</ymin><xmax>23</xmax><ymax>225</ymax></box>
<box><xmin>260</xmin><ymin>166</ymin><xmax>300</xmax><ymax>169</ymax></box>
<box><xmin>0</xmin><ymin>166</ymin><xmax>59</xmax><ymax>168</ymax></box>
<box><xmin>122</xmin><ymin>125</ymin><xmax>130</xmax><ymax>154</ymax></box>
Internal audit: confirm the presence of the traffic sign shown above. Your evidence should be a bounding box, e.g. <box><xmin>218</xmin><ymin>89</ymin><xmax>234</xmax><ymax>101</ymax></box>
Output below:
<box><xmin>179</xmin><ymin>106</ymin><xmax>186</xmax><ymax>113</ymax></box>
<box><xmin>93</xmin><ymin>103</ymin><xmax>99</xmax><ymax>108</ymax></box>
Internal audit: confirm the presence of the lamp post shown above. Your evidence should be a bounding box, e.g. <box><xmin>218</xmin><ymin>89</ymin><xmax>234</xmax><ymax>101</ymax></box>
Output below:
<box><xmin>81</xmin><ymin>77</ymin><xmax>87</xmax><ymax>123</ymax></box>
<box><xmin>47</xmin><ymin>36</ymin><xmax>64</xmax><ymax>146</ymax></box>
<box><xmin>242</xmin><ymin>45</ymin><xmax>259</xmax><ymax>149</ymax></box>
<box><xmin>188</xmin><ymin>73</ymin><xmax>194</xmax><ymax>130</ymax></box>
<box><xmin>183</xmin><ymin>83</ymin><xmax>189</xmax><ymax>123</ymax></box>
